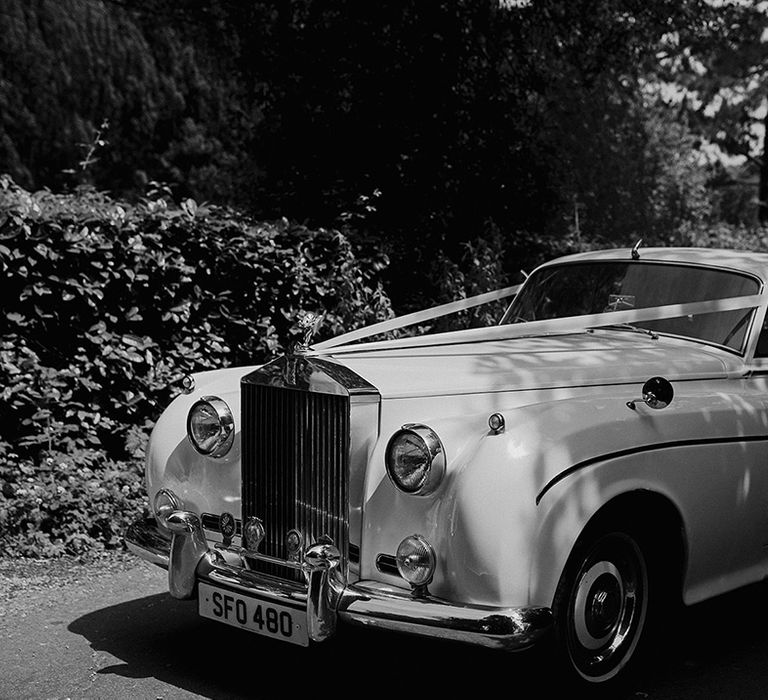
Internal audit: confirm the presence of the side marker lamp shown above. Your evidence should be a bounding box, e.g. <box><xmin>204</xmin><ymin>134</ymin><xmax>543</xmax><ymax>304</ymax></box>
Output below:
<box><xmin>153</xmin><ymin>489</ymin><xmax>182</xmax><ymax>527</ymax></box>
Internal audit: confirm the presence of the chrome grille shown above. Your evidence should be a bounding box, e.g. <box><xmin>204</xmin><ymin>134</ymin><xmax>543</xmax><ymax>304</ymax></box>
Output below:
<box><xmin>241</xmin><ymin>380</ymin><xmax>350</xmax><ymax>580</ymax></box>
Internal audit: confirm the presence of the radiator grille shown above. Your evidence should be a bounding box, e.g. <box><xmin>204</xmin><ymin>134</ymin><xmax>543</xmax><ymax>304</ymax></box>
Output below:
<box><xmin>241</xmin><ymin>382</ymin><xmax>350</xmax><ymax>580</ymax></box>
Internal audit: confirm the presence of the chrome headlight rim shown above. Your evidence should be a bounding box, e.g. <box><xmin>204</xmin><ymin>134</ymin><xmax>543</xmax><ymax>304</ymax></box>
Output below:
<box><xmin>385</xmin><ymin>423</ymin><xmax>446</xmax><ymax>496</ymax></box>
<box><xmin>186</xmin><ymin>395</ymin><xmax>235</xmax><ymax>458</ymax></box>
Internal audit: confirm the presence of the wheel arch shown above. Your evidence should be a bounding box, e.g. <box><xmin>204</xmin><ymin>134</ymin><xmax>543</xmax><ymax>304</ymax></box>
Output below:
<box><xmin>570</xmin><ymin>490</ymin><xmax>687</xmax><ymax>591</ymax></box>
<box><xmin>532</xmin><ymin>488</ymin><xmax>688</xmax><ymax>608</ymax></box>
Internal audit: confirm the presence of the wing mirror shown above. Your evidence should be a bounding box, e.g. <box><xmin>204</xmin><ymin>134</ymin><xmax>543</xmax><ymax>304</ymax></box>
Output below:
<box><xmin>626</xmin><ymin>376</ymin><xmax>674</xmax><ymax>411</ymax></box>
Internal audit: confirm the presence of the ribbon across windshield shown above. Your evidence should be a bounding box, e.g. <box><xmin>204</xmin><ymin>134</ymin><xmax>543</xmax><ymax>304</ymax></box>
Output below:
<box><xmin>316</xmin><ymin>261</ymin><xmax>764</xmax><ymax>354</ymax></box>
<box><xmin>502</xmin><ymin>261</ymin><xmax>761</xmax><ymax>352</ymax></box>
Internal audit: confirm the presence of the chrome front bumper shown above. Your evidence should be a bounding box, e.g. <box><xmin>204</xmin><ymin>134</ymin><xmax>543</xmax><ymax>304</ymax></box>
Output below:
<box><xmin>125</xmin><ymin>515</ymin><xmax>552</xmax><ymax>651</ymax></box>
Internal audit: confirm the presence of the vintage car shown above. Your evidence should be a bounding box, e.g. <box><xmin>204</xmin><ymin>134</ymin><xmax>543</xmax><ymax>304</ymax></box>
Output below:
<box><xmin>126</xmin><ymin>245</ymin><xmax>768</xmax><ymax>689</ymax></box>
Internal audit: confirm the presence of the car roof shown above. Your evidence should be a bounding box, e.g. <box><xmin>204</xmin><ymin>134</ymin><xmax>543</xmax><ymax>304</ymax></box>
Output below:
<box><xmin>541</xmin><ymin>246</ymin><xmax>768</xmax><ymax>283</ymax></box>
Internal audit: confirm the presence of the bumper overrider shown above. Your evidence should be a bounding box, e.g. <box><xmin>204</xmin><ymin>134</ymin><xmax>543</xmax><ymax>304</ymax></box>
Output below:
<box><xmin>125</xmin><ymin>514</ymin><xmax>552</xmax><ymax>651</ymax></box>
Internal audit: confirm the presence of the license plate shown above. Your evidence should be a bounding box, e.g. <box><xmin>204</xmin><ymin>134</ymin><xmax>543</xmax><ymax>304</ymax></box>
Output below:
<box><xmin>198</xmin><ymin>582</ymin><xmax>309</xmax><ymax>646</ymax></box>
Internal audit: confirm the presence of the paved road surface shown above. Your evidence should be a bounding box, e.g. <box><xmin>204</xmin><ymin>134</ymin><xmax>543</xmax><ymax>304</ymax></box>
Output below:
<box><xmin>2</xmin><ymin>553</ymin><xmax>768</xmax><ymax>699</ymax></box>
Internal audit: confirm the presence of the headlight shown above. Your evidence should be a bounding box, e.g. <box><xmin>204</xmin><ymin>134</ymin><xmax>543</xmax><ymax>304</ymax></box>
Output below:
<box><xmin>396</xmin><ymin>534</ymin><xmax>436</xmax><ymax>588</ymax></box>
<box><xmin>186</xmin><ymin>396</ymin><xmax>235</xmax><ymax>457</ymax></box>
<box><xmin>385</xmin><ymin>423</ymin><xmax>445</xmax><ymax>495</ymax></box>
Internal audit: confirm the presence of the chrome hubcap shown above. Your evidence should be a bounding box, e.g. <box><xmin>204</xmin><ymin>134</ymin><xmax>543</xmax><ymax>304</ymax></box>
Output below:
<box><xmin>567</xmin><ymin>533</ymin><xmax>647</xmax><ymax>681</ymax></box>
<box><xmin>574</xmin><ymin>561</ymin><xmax>624</xmax><ymax>650</ymax></box>
<box><xmin>587</xmin><ymin>576</ymin><xmax>621</xmax><ymax>637</ymax></box>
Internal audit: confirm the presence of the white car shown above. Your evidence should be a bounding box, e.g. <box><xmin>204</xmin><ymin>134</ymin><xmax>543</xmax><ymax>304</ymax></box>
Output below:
<box><xmin>126</xmin><ymin>245</ymin><xmax>768</xmax><ymax>690</ymax></box>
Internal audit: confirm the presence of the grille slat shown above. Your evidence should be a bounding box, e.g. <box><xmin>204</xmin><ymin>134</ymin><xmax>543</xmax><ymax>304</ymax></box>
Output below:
<box><xmin>241</xmin><ymin>382</ymin><xmax>350</xmax><ymax>581</ymax></box>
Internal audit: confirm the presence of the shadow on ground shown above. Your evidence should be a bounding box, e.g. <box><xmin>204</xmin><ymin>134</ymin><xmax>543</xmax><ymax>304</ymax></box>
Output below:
<box><xmin>67</xmin><ymin>591</ymin><xmax>557</xmax><ymax>698</ymax></box>
<box><xmin>67</xmin><ymin>580</ymin><xmax>768</xmax><ymax>699</ymax></box>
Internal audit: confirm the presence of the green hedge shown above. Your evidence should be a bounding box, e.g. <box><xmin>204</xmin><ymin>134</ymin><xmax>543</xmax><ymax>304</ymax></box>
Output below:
<box><xmin>0</xmin><ymin>176</ymin><xmax>393</xmax><ymax>556</ymax></box>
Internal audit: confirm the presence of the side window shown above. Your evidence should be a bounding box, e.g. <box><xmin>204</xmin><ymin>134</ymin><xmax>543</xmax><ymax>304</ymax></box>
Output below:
<box><xmin>755</xmin><ymin>308</ymin><xmax>768</xmax><ymax>357</ymax></box>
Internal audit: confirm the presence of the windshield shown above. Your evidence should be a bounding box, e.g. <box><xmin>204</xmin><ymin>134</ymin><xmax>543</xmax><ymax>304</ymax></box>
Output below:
<box><xmin>501</xmin><ymin>261</ymin><xmax>760</xmax><ymax>351</ymax></box>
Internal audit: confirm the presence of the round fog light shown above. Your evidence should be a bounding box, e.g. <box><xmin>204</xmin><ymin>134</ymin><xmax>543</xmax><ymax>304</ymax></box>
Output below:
<box><xmin>153</xmin><ymin>489</ymin><xmax>182</xmax><ymax>526</ymax></box>
<box><xmin>396</xmin><ymin>534</ymin><xmax>436</xmax><ymax>588</ymax></box>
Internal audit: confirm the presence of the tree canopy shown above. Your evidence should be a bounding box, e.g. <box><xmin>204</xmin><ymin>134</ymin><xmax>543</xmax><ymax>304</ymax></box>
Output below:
<box><xmin>2</xmin><ymin>0</ymin><xmax>767</xmax><ymax>307</ymax></box>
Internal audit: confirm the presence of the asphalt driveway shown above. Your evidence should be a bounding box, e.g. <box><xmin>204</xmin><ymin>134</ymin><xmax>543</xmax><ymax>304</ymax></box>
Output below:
<box><xmin>2</xmin><ymin>553</ymin><xmax>768</xmax><ymax>699</ymax></box>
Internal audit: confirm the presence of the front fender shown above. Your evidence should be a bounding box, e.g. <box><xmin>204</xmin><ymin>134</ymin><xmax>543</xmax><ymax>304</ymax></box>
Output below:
<box><xmin>435</xmin><ymin>426</ymin><xmax>541</xmax><ymax>607</ymax></box>
<box><xmin>146</xmin><ymin>365</ymin><xmax>257</xmax><ymax>520</ymax></box>
<box><xmin>360</xmin><ymin>400</ymin><xmax>542</xmax><ymax>608</ymax></box>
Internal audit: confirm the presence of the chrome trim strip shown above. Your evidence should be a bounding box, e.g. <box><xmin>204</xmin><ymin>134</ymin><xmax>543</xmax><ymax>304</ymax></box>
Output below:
<box><xmin>375</xmin><ymin>553</ymin><xmax>400</xmax><ymax>577</ymax></box>
<box><xmin>536</xmin><ymin>433</ymin><xmax>768</xmax><ymax>505</ymax></box>
<box><xmin>214</xmin><ymin>543</ymin><xmax>304</xmax><ymax>570</ymax></box>
<box><xmin>125</xmin><ymin>516</ymin><xmax>552</xmax><ymax>651</ymax></box>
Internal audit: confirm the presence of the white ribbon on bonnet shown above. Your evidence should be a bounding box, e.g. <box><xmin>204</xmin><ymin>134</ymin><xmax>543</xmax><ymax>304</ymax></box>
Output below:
<box><xmin>312</xmin><ymin>285</ymin><xmax>764</xmax><ymax>355</ymax></box>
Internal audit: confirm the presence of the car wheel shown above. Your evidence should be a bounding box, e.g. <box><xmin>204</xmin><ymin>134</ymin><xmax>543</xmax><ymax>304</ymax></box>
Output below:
<box><xmin>553</xmin><ymin>529</ymin><xmax>650</xmax><ymax>689</ymax></box>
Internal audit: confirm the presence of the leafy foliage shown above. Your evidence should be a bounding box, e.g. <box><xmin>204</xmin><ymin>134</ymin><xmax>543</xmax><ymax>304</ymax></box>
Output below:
<box><xmin>0</xmin><ymin>445</ymin><xmax>147</xmax><ymax>557</ymax></box>
<box><xmin>647</xmin><ymin>2</ymin><xmax>768</xmax><ymax>225</ymax></box>
<box><xmin>0</xmin><ymin>0</ymin><xmax>735</xmax><ymax>311</ymax></box>
<box><xmin>0</xmin><ymin>175</ymin><xmax>393</xmax><ymax>554</ymax></box>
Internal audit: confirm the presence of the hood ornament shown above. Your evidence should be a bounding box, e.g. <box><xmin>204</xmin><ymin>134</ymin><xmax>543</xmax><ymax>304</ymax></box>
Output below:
<box><xmin>283</xmin><ymin>311</ymin><xmax>324</xmax><ymax>385</ymax></box>
<box><xmin>295</xmin><ymin>310</ymin><xmax>324</xmax><ymax>352</ymax></box>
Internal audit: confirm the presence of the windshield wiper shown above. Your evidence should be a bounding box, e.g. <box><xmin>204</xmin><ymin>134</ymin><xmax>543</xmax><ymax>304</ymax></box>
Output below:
<box><xmin>589</xmin><ymin>324</ymin><xmax>659</xmax><ymax>340</ymax></box>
